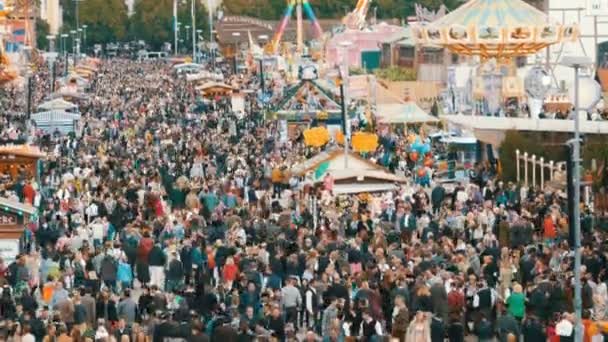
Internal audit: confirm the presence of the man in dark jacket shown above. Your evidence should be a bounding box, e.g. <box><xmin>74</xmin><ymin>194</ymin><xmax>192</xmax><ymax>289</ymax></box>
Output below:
<box><xmin>496</xmin><ymin>310</ymin><xmax>520</xmax><ymax>342</ymax></box>
<box><xmin>522</xmin><ymin>314</ymin><xmax>546</xmax><ymax>342</ymax></box>
<box><xmin>166</xmin><ymin>252</ymin><xmax>184</xmax><ymax>292</ymax></box>
<box><xmin>430</xmin><ymin>314</ymin><xmax>446</xmax><ymax>342</ymax></box>
<box><xmin>100</xmin><ymin>253</ymin><xmax>118</xmax><ymax>291</ymax></box>
<box><xmin>148</xmin><ymin>243</ymin><xmax>167</xmax><ymax>290</ymax></box>
<box><xmin>96</xmin><ymin>289</ymin><xmax>118</xmax><ymax>323</ymax></box>
<box><xmin>430</xmin><ymin>279</ymin><xmax>448</xmax><ymax>323</ymax></box>
<box><xmin>431</xmin><ymin>184</ymin><xmax>445</xmax><ymax>214</ymax></box>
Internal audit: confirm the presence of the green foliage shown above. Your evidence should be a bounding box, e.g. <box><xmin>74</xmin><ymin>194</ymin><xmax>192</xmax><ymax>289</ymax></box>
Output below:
<box><xmin>128</xmin><ymin>0</ymin><xmax>208</xmax><ymax>50</ymax></box>
<box><xmin>59</xmin><ymin>0</ymin><xmax>128</xmax><ymax>47</ymax></box>
<box><xmin>35</xmin><ymin>18</ymin><xmax>50</xmax><ymax>50</ymax></box>
<box><xmin>374</xmin><ymin>67</ymin><xmax>416</xmax><ymax>81</ymax></box>
<box><xmin>223</xmin><ymin>0</ymin><xmax>460</xmax><ymax>20</ymax></box>
<box><xmin>349</xmin><ymin>67</ymin><xmax>368</xmax><ymax>75</ymax></box>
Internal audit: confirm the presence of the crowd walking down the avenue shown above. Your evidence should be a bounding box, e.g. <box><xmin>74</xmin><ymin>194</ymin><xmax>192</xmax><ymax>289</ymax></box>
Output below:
<box><xmin>0</xmin><ymin>56</ymin><xmax>606</xmax><ymax>342</ymax></box>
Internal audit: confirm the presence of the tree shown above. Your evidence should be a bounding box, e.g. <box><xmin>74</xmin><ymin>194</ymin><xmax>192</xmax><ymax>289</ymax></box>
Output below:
<box><xmin>58</xmin><ymin>0</ymin><xmax>128</xmax><ymax>47</ymax></box>
<box><xmin>128</xmin><ymin>0</ymin><xmax>208</xmax><ymax>50</ymax></box>
<box><xmin>35</xmin><ymin>18</ymin><xmax>50</xmax><ymax>50</ymax></box>
<box><xmin>80</xmin><ymin>0</ymin><xmax>129</xmax><ymax>44</ymax></box>
<box><xmin>222</xmin><ymin>0</ymin><xmax>460</xmax><ymax>20</ymax></box>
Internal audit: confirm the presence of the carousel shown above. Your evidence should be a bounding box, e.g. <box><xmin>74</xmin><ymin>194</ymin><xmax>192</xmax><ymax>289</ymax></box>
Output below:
<box><xmin>412</xmin><ymin>0</ymin><xmax>578</xmax><ymax>61</ymax></box>
<box><xmin>412</xmin><ymin>0</ymin><xmax>579</xmax><ymax>117</ymax></box>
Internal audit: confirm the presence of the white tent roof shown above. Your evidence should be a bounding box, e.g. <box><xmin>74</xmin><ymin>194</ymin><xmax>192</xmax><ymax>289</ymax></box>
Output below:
<box><xmin>37</xmin><ymin>98</ymin><xmax>78</xmax><ymax>111</ymax></box>
<box><xmin>376</xmin><ymin>102</ymin><xmax>439</xmax><ymax>124</ymax></box>
<box><xmin>291</xmin><ymin>147</ymin><xmax>407</xmax><ymax>183</ymax></box>
<box><xmin>173</xmin><ymin>63</ymin><xmax>203</xmax><ymax>70</ymax></box>
<box><xmin>31</xmin><ymin>110</ymin><xmax>81</xmax><ymax>121</ymax></box>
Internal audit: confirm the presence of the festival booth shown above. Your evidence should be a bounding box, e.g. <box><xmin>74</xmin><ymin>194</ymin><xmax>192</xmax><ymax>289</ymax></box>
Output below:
<box><xmin>290</xmin><ymin>147</ymin><xmax>407</xmax><ymax>194</ymax></box>
<box><xmin>31</xmin><ymin>111</ymin><xmax>81</xmax><ymax>135</ymax></box>
<box><xmin>196</xmin><ymin>82</ymin><xmax>234</xmax><ymax>98</ymax></box>
<box><xmin>0</xmin><ymin>145</ymin><xmax>45</xmax><ymax>180</ymax></box>
<box><xmin>0</xmin><ymin>198</ymin><xmax>36</xmax><ymax>263</ymax></box>
<box><xmin>186</xmin><ymin>71</ymin><xmax>224</xmax><ymax>82</ymax></box>
<box><xmin>173</xmin><ymin>63</ymin><xmax>203</xmax><ymax>75</ymax></box>
<box><xmin>37</xmin><ymin>98</ymin><xmax>79</xmax><ymax>112</ymax></box>
<box><xmin>61</xmin><ymin>73</ymin><xmax>89</xmax><ymax>90</ymax></box>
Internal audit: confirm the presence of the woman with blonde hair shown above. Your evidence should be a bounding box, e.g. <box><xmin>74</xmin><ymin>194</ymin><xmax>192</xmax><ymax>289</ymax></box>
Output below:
<box><xmin>405</xmin><ymin>311</ymin><xmax>431</xmax><ymax>342</ymax></box>
<box><xmin>498</xmin><ymin>247</ymin><xmax>514</xmax><ymax>298</ymax></box>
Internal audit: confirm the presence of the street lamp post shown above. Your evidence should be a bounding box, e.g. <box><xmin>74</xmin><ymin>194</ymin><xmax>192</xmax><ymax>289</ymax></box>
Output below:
<box><xmin>61</xmin><ymin>33</ymin><xmax>69</xmax><ymax>76</ymax></box>
<box><xmin>232</xmin><ymin>32</ymin><xmax>241</xmax><ymax>74</ymax></box>
<box><xmin>196</xmin><ymin>29</ymin><xmax>202</xmax><ymax>63</ymax></box>
<box><xmin>191</xmin><ymin>0</ymin><xmax>196</xmax><ymax>62</ymax></box>
<box><xmin>185</xmin><ymin>25</ymin><xmax>190</xmax><ymax>55</ymax></box>
<box><xmin>82</xmin><ymin>24</ymin><xmax>88</xmax><ymax>53</ymax></box>
<box><xmin>26</xmin><ymin>72</ymin><xmax>33</xmax><ymax>120</ymax></box>
<box><xmin>561</xmin><ymin>55</ymin><xmax>592</xmax><ymax>342</ymax></box>
<box><xmin>173</xmin><ymin>0</ymin><xmax>178</xmax><ymax>55</ymax></box>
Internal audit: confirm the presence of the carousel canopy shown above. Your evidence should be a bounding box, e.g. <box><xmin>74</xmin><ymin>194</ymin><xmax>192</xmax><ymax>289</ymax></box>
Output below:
<box><xmin>412</xmin><ymin>0</ymin><xmax>578</xmax><ymax>59</ymax></box>
<box><xmin>37</xmin><ymin>98</ymin><xmax>78</xmax><ymax>112</ymax></box>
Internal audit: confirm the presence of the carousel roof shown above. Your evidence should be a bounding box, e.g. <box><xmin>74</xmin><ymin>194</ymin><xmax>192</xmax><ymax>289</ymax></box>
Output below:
<box><xmin>413</xmin><ymin>0</ymin><xmax>578</xmax><ymax>59</ymax></box>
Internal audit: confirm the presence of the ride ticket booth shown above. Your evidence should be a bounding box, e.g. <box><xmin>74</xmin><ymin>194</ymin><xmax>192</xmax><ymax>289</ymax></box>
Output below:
<box><xmin>0</xmin><ymin>198</ymin><xmax>36</xmax><ymax>264</ymax></box>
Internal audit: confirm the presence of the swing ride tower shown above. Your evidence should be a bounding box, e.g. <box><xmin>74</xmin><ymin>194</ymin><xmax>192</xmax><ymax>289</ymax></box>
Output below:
<box><xmin>266</xmin><ymin>0</ymin><xmax>323</xmax><ymax>55</ymax></box>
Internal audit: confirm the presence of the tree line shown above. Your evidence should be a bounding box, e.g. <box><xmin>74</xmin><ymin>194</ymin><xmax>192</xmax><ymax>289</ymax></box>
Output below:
<box><xmin>41</xmin><ymin>0</ymin><xmax>466</xmax><ymax>51</ymax></box>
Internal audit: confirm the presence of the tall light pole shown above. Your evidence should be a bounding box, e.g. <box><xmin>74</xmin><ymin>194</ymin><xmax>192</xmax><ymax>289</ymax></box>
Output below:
<box><xmin>196</xmin><ymin>29</ymin><xmax>202</xmax><ymax>62</ymax></box>
<box><xmin>74</xmin><ymin>0</ymin><xmax>81</xmax><ymax>31</ymax></box>
<box><xmin>47</xmin><ymin>35</ymin><xmax>57</xmax><ymax>93</ymax></box>
<box><xmin>191</xmin><ymin>0</ymin><xmax>196</xmax><ymax>62</ymax></box>
<box><xmin>70</xmin><ymin>30</ymin><xmax>77</xmax><ymax>55</ymax></box>
<box><xmin>561</xmin><ymin>55</ymin><xmax>592</xmax><ymax>342</ymax></box>
<box><xmin>173</xmin><ymin>0</ymin><xmax>178</xmax><ymax>55</ymax></box>
<box><xmin>185</xmin><ymin>25</ymin><xmax>191</xmax><ymax>54</ymax></box>
<box><xmin>61</xmin><ymin>33</ymin><xmax>69</xmax><ymax>76</ymax></box>
<box><xmin>232</xmin><ymin>32</ymin><xmax>240</xmax><ymax>74</ymax></box>
<box><xmin>82</xmin><ymin>24</ymin><xmax>88</xmax><ymax>53</ymax></box>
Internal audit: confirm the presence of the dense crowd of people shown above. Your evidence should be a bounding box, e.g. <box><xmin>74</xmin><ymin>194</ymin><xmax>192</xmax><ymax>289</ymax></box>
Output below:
<box><xmin>0</xmin><ymin>55</ymin><xmax>607</xmax><ymax>342</ymax></box>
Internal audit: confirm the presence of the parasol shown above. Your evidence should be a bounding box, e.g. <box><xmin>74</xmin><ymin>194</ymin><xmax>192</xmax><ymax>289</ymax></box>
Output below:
<box><xmin>412</xmin><ymin>0</ymin><xmax>578</xmax><ymax>60</ymax></box>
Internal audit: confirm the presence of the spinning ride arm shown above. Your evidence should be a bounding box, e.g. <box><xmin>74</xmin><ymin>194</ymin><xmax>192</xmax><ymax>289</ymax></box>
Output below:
<box><xmin>267</xmin><ymin>0</ymin><xmax>296</xmax><ymax>54</ymax></box>
<box><xmin>302</xmin><ymin>0</ymin><xmax>323</xmax><ymax>37</ymax></box>
<box><xmin>343</xmin><ymin>0</ymin><xmax>371</xmax><ymax>29</ymax></box>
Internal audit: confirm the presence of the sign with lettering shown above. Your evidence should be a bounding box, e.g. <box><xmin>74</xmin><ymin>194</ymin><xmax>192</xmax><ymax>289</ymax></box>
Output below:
<box><xmin>0</xmin><ymin>214</ymin><xmax>16</xmax><ymax>225</ymax></box>
<box><xmin>587</xmin><ymin>0</ymin><xmax>608</xmax><ymax>16</ymax></box>
<box><xmin>0</xmin><ymin>239</ymin><xmax>19</xmax><ymax>264</ymax></box>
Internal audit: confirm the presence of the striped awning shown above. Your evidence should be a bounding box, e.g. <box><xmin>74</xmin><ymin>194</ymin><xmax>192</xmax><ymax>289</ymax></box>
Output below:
<box><xmin>31</xmin><ymin>110</ymin><xmax>81</xmax><ymax>134</ymax></box>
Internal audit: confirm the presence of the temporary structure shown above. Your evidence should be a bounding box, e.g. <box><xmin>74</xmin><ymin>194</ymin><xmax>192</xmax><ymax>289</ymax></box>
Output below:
<box><xmin>412</xmin><ymin>0</ymin><xmax>578</xmax><ymax>60</ymax></box>
<box><xmin>31</xmin><ymin>110</ymin><xmax>81</xmax><ymax>135</ymax></box>
<box><xmin>196</xmin><ymin>82</ymin><xmax>234</xmax><ymax>97</ymax></box>
<box><xmin>37</xmin><ymin>98</ymin><xmax>78</xmax><ymax>112</ymax></box>
<box><xmin>290</xmin><ymin>147</ymin><xmax>406</xmax><ymax>194</ymax></box>
<box><xmin>376</xmin><ymin>102</ymin><xmax>439</xmax><ymax>124</ymax></box>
